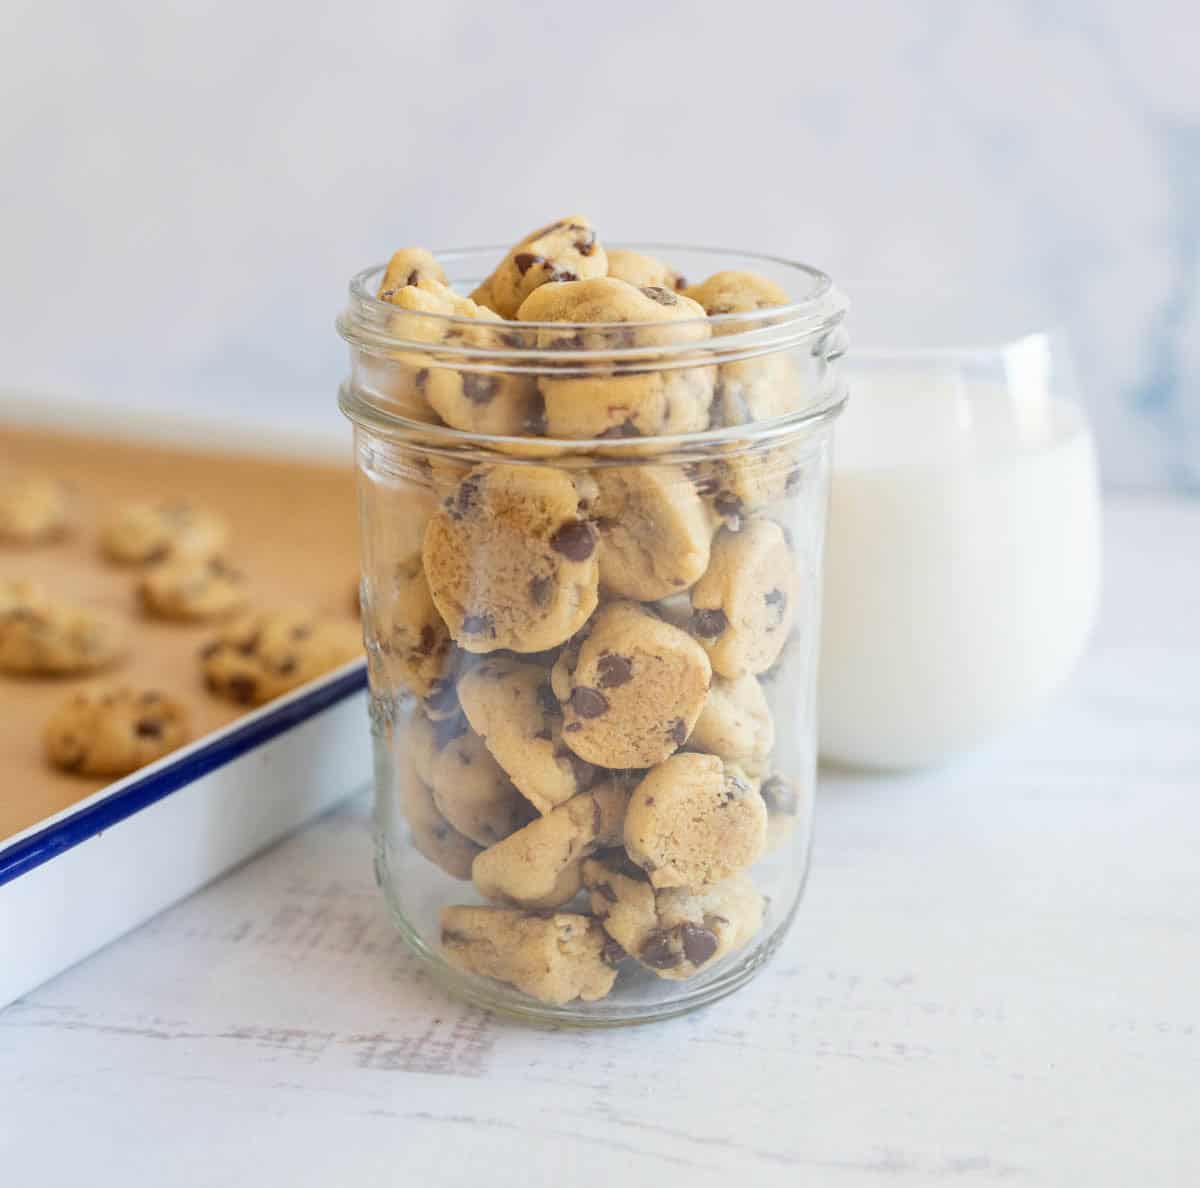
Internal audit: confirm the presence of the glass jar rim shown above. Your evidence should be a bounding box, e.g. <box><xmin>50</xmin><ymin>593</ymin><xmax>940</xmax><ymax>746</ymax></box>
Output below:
<box><xmin>337</xmin><ymin>242</ymin><xmax>847</xmax><ymax>360</ymax></box>
<box><xmin>339</xmin><ymin>380</ymin><xmax>847</xmax><ymax>461</ymax></box>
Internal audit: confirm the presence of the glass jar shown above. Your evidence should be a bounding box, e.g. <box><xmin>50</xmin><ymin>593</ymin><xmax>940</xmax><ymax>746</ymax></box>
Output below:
<box><xmin>338</xmin><ymin>245</ymin><xmax>848</xmax><ymax>1025</ymax></box>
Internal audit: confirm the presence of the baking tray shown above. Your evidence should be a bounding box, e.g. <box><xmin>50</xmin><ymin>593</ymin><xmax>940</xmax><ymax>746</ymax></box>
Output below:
<box><xmin>0</xmin><ymin>411</ymin><xmax>370</xmax><ymax>1006</ymax></box>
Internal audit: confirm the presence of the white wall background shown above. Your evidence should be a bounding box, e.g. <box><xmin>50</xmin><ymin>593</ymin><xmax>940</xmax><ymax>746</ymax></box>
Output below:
<box><xmin>3</xmin><ymin>0</ymin><xmax>1198</xmax><ymax>488</ymax></box>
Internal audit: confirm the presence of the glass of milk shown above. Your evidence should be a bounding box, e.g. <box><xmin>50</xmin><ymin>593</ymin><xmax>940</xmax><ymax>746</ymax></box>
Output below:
<box><xmin>818</xmin><ymin>331</ymin><xmax>1101</xmax><ymax>769</ymax></box>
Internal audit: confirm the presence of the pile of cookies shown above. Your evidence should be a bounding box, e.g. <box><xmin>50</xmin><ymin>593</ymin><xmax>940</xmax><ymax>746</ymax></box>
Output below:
<box><xmin>364</xmin><ymin>218</ymin><xmax>807</xmax><ymax>1006</ymax></box>
<box><xmin>1</xmin><ymin>478</ymin><xmax>359</xmax><ymax>779</ymax></box>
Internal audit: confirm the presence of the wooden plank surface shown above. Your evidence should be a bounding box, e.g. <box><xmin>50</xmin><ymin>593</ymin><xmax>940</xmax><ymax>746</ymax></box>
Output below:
<box><xmin>0</xmin><ymin>427</ymin><xmax>359</xmax><ymax>840</ymax></box>
<box><xmin>0</xmin><ymin>495</ymin><xmax>1196</xmax><ymax>1186</ymax></box>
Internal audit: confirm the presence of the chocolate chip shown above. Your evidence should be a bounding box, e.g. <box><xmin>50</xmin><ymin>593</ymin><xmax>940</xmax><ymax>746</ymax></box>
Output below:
<box><xmin>679</xmin><ymin>924</ymin><xmax>718</xmax><ymax>966</ymax></box>
<box><xmin>134</xmin><ymin>718</ymin><xmax>164</xmax><ymax>739</ymax></box>
<box><xmin>461</xmin><ymin>612</ymin><xmax>494</xmax><ymax>636</ymax></box>
<box><xmin>595</xmin><ymin>653</ymin><xmax>632</xmax><ymax>688</ymax></box>
<box><xmin>673</xmin><ymin>274</ymin><xmax>688</xmax><ymax>291</ymax></box>
<box><xmin>640</xmin><ymin>932</ymin><xmax>683</xmax><ymax>970</ymax></box>
<box><xmin>529</xmin><ymin>575</ymin><xmax>553</xmax><ymax>607</ymax></box>
<box><xmin>227</xmin><ymin>674</ymin><xmax>258</xmax><ymax>704</ymax></box>
<box><xmin>462</xmin><ymin>374</ymin><xmax>499</xmax><ymax>405</ymax></box>
<box><xmin>764</xmin><ymin>588</ymin><xmax>787</xmax><ymax>625</ymax></box>
<box><xmin>236</xmin><ymin>632</ymin><xmax>261</xmax><ymax>656</ymax></box>
<box><xmin>291</xmin><ymin>624</ymin><xmax>312</xmax><ymax>641</ymax></box>
<box><xmin>569</xmin><ymin>687</ymin><xmax>608</xmax><ymax>718</ymax></box>
<box><xmin>455</xmin><ymin>475</ymin><xmax>482</xmax><ymax>516</ymax></box>
<box><xmin>668</xmin><ymin>718</ymin><xmax>688</xmax><ymax>747</ymax></box>
<box><xmin>275</xmin><ymin>656</ymin><xmax>298</xmax><ymax>676</ymax></box>
<box><xmin>594</xmin><ymin>880</ymin><xmax>617</xmax><ymax>903</ymax></box>
<box><xmin>406</xmin><ymin>268</ymin><xmax>421</xmax><ymax>286</ymax></box>
<box><xmin>601</xmin><ymin>938</ymin><xmax>627</xmax><ymax>966</ymax></box>
<box><xmin>200</xmin><ymin>640</ymin><xmax>222</xmax><ymax>659</ymax></box>
<box><xmin>598</xmin><ymin>418</ymin><xmax>641</xmax><ymax>439</ymax></box>
<box><xmin>641</xmin><ymin>285</ymin><xmax>678</xmax><ymax>305</ymax></box>
<box><xmin>425</xmin><ymin>678</ymin><xmax>458</xmax><ymax>715</ymax></box>
<box><xmin>575</xmin><ymin>229</ymin><xmax>597</xmax><ymax>256</ymax></box>
<box><xmin>693</xmin><ymin>608</ymin><xmax>728</xmax><ymax>638</ymax></box>
<box><xmin>690</xmin><ymin>471</ymin><xmax>720</xmax><ymax>497</ymax></box>
<box><xmin>514</xmin><ymin>252</ymin><xmax>544</xmax><ymax>275</ymax></box>
<box><xmin>550</xmin><ymin>520</ymin><xmax>596</xmax><ymax>561</ymax></box>
<box><xmin>418</xmin><ymin>625</ymin><xmax>439</xmax><ymax>655</ymax></box>
<box><xmin>548</xmin><ymin>330</ymin><xmax>585</xmax><ymax>351</ymax></box>
<box><xmin>536</xmin><ymin>683</ymin><xmax>559</xmax><ymax>716</ymax></box>
<box><xmin>415</xmin><ymin>368</ymin><xmax>429</xmax><ymax>394</ymax></box>
<box><xmin>525</xmin><ymin>392</ymin><xmax>548</xmax><ymax>435</ymax></box>
<box><xmin>714</xmin><ymin>491</ymin><xmax>744</xmax><ymax>522</ymax></box>
<box><xmin>761</xmin><ymin>774</ymin><xmax>799</xmax><ymax>815</ymax></box>
<box><xmin>546</xmin><ymin>267</ymin><xmax>577</xmax><ymax>283</ymax></box>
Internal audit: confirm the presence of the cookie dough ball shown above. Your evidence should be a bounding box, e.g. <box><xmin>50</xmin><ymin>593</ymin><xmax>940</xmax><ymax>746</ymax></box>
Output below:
<box><xmin>407</xmin><ymin>707</ymin><xmax>467</xmax><ymax>787</ymax></box>
<box><xmin>690</xmin><ymin>449</ymin><xmax>802</xmax><ymax>529</ymax></box>
<box><xmin>422</xmin><ymin>464</ymin><xmax>599</xmax><ymax>654</ymax></box>
<box><xmin>368</xmin><ymin>554</ymin><xmax>453</xmax><ymax>700</ymax></box>
<box><xmin>397</xmin><ymin>748</ymin><xmax>481</xmax><ymax>880</ymax></box>
<box><xmin>605</xmin><ymin>248</ymin><xmax>686</xmax><ymax>293</ymax></box>
<box><xmin>593</xmin><ymin>465</ymin><xmax>712</xmax><ymax>600</ymax></box>
<box><xmin>624</xmin><ymin>753</ymin><xmax>767</xmax><ymax>889</ymax></box>
<box><xmin>688</xmin><ymin>672</ymin><xmax>774</xmax><ymax>773</ymax></box>
<box><xmin>471</xmin><ymin>778</ymin><xmax>630</xmax><ymax>908</ymax></box>
<box><xmin>200</xmin><ymin>611</ymin><xmax>361</xmax><ymax>705</ymax></box>
<box><xmin>382</xmin><ymin>281</ymin><xmax>539</xmax><ymax>435</ymax></box>
<box><xmin>43</xmin><ymin>687</ymin><xmax>190</xmax><ymax>777</ymax></box>
<box><xmin>555</xmin><ymin>601</ymin><xmax>711</xmax><ymax>769</ymax></box>
<box><xmin>136</xmin><ymin>557</ymin><xmax>248</xmax><ymax>622</ymax></box>
<box><xmin>517</xmin><ymin>278</ymin><xmax>714</xmax><ymax>440</ymax></box>
<box><xmin>457</xmin><ymin>656</ymin><xmax>596</xmax><ymax>816</ymax></box>
<box><xmin>471</xmin><ymin>216</ymin><xmax>607</xmax><ymax>319</ymax></box>
<box><xmin>429</xmin><ymin>726</ymin><xmax>534</xmax><ymax>847</ymax></box>
<box><xmin>101</xmin><ymin>500</ymin><xmax>228</xmax><ymax>565</ymax></box>
<box><xmin>684</xmin><ymin>270</ymin><xmax>805</xmax><ymax>426</ymax></box>
<box><xmin>0</xmin><ymin>475</ymin><xmax>70</xmax><ymax>544</ymax></box>
<box><xmin>0</xmin><ymin>585</ymin><xmax>125</xmax><ymax>675</ymax></box>
<box><xmin>377</xmin><ymin>247</ymin><xmax>448</xmax><ymax>297</ymax></box>
<box><xmin>583</xmin><ymin>853</ymin><xmax>763</xmax><ymax>980</ymax></box>
<box><xmin>441</xmin><ymin>907</ymin><xmax>620</xmax><ymax>1004</ymax></box>
<box><xmin>691</xmin><ymin>520</ymin><xmax>796</xmax><ymax>677</ymax></box>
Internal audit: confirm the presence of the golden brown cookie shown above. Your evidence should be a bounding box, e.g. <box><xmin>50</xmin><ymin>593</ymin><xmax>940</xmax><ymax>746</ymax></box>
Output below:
<box><xmin>623</xmin><ymin>753</ymin><xmax>767</xmax><ymax>889</ymax></box>
<box><xmin>554</xmin><ymin>601</ymin><xmax>711</xmax><ymax>769</ymax></box>
<box><xmin>422</xmin><ymin>464</ymin><xmax>599</xmax><ymax>654</ymax></box>
<box><xmin>101</xmin><ymin>500</ymin><xmax>228</xmax><ymax>565</ymax></box>
<box><xmin>136</xmin><ymin>557</ymin><xmax>248</xmax><ymax>622</ymax></box>
<box><xmin>471</xmin><ymin>215</ymin><xmax>608</xmax><ymax>318</ymax></box>
<box><xmin>43</xmin><ymin>687</ymin><xmax>190</xmax><ymax>777</ymax></box>
<box><xmin>200</xmin><ymin>611</ymin><xmax>361</xmax><ymax>705</ymax></box>
<box><xmin>0</xmin><ymin>475</ymin><xmax>70</xmax><ymax>544</ymax></box>
<box><xmin>377</xmin><ymin>247</ymin><xmax>448</xmax><ymax>297</ymax></box>
<box><xmin>0</xmin><ymin>583</ymin><xmax>125</xmax><ymax>676</ymax></box>
<box><xmin>441</xmin><ymin>906</ymin><xmax>621</xmax><ymax>1004</ymax></box>
<box><xmin>605</xmin><ymin>248</ymin><xmax>687</xmax><ymax>292</ymax></box>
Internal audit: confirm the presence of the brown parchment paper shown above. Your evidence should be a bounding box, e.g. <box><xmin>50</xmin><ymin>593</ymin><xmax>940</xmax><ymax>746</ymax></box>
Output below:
<box><xmin>0</xmin><ymin>425</ymin><xmax>362</xmax><ymax>843</ymax></box>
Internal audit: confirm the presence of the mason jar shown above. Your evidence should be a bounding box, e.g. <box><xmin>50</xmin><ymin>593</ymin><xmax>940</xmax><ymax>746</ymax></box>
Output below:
<box><xmin>338</xmin><ymin>245</ymin><xmax>847</xmax><ymax>1025</ymax></box>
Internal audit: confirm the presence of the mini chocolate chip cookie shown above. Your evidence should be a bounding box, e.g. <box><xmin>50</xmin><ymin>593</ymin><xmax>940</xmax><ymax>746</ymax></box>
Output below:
<box><xmin>555</xmin><ymin>600</ymin><xmax>711</xmax><ymax>769</ymax></box>
<box><xmin>136</xmin><ymin>556</ymin><xmax>248</xmax><ymax>622</ymax></box>
<box><xmin>605</xmin><ymin>248</ymin><xmax>687</xmax><ymax>293</ymax></box>
<box><xmin>200</xmin><ymin>611</ymin><xmax>361</xmax><ymax>705</ymax></box>
<box><xmin>457</xmin><ymin>656</ymin><xmax>596</xmax><ymax>816</ymax></box>
<box><xmin>582</xmin><ymin>853</ymin><xmax>763</xmax><ymax>980</ymax></box>
<box><xmin>516</xmin><ymin>277</ymin><xmax>714</xmax><ymax>440</ymax></box>
<box><xmin>397</xmin><ymin>747</ymin><xmax>481</xmax><ymax>880</ymax></box>
<box><xmin>471</xmin><ymin>777</ymin><xmax>631</xmax><ymax>908</ymax></box>
<box><xmin>688</xmin><ymin>672</ymin><xmax>774</xmax><ymax>774</ymax></box>
<box><xmin>593</xmin><ymin>465</ymin><xmax>713</xmax><ymax>600</ymax></box>
<box><xmin>377</xmin><ymin>247</ymin><xmax>448</xmax><ymax>298</ymax></box>
<box><xmin>471</xmin><ymin>215</ymin><xmax>608</xmax><ymax>319</ymax></box>
<box><xmin>685</xmin><ymin>270</ymin><xmax>806</xmax><ymax>427</ymax></box>
<box><xmin>690</xmin><ymin>519</ymin><xmax>796</xmax><ymax>678</ymax></box>
<box><xmin>624</xmin><ymin>753</ymin><xmax>767</xmax><ymax>889</ymax></box>
<box><xmin>368</xmin><ymin>554</ymin><xmax>453</xmax><ymax>700</ymax></box>
<box><xmin>381</xmin><ymin>280</ymin><xmax>539</xmax><ymax>435</ymax></box>
<box><xmin>0</xmin><ymin>583</ymin><xmax>125</xmax><ymax>676</ymax></box>
<box><xmin>441</xmin><ymin>906</ymin><xmax>621</xmax><ymax>1004</ymax></box>
<box><xmin>0</xmin><ymin>474</ymin><xmax>70</xmax><ymax>544</ymax></box>
<box><xmin>43</xmin><ymin>687</ymin><xmax>190</xmax><ymax>777</ymax></box>
<box><xmin>101</xmin><ymin>500</ymin><xmax>228</xmax><ymax>565</ymax></box>
<box><xmin>429</xmin><ymin>726</ymin><xmax>534</xmax><ymax>847</ymax></box>
<box><xmin>422</xmin><ymin>464</ymin><xmax>599</xmax><ymax>654</ymax></box>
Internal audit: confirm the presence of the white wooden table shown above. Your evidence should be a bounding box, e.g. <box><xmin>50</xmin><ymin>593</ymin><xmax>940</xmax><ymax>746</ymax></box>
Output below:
<box><xmin>2</xmin><ymin>495</ymin><xmax>1197</xmax><ymax>1186</ymax></box>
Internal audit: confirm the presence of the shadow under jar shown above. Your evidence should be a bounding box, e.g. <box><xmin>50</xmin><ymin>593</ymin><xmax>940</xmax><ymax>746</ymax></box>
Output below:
<box><xmin>338</xmin><ymin>245</ymin><xmax>848</xmax><ymax>1025</ymax></box>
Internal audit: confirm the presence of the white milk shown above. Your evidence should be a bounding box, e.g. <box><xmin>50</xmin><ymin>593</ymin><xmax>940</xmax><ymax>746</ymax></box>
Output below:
<box><xmin>818</xmin><ymin>371</ymin><xmax>1101</xmax><ymax>769</ymax></box>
